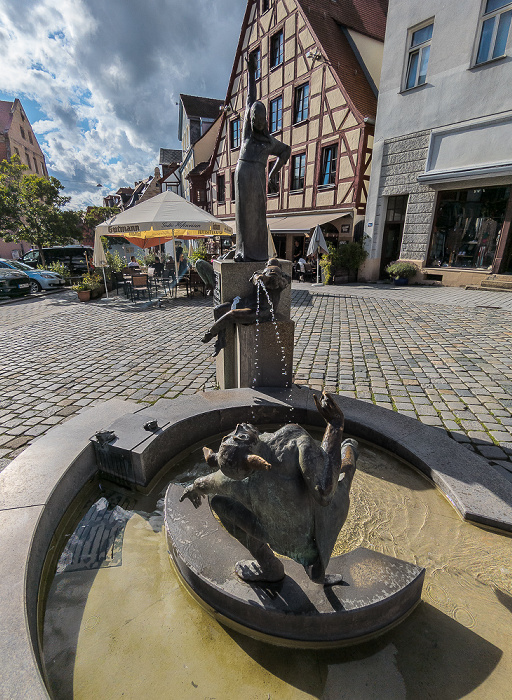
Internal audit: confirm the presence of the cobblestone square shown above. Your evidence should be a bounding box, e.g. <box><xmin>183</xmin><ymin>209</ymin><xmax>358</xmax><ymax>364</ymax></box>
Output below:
<box><xmin>1</xmin><ymin>285</ymin><xmax>512</xmax><ymax>484</ymax></box>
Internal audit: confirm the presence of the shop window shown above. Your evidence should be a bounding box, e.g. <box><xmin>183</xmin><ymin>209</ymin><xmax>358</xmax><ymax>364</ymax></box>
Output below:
<box><xmin>294</xmin><ymin>83</ymin><xmax>309</xmax><ymax>123</ymax></box>
<box><xmin>217</xmin><ymin>174</ymin><xmax>225</xmax><ymax>202</ymax></box>
<box><xmin>404</xmin><ymin>22</ymin><xmax>433</xmax><ymax>89</ymax></box>
<box><xmin>427</xmin><ymin>186</ymin><xmax>511</xmax><ymax>269</ymax></box>
<box><xmin>291</xmin><ymin>153</ymin><xmax>306</xmax><ymax>191</ymax></box>
<box><xmin>475</xmin><ymin>0</ymin><xmax>512</xmax><ymax>64</ymax></box>
<box><xmin>319</xmin><ymin>144</ymin><xmax>338</xmax><ymax>186</ymax></box>
<box><xmin>269</xmin><ymin>96</ymin><xmax>282</xmax><ymax>132</ymax></box>
<box><xmin>230</xmin><ymin>118</ymin><xmax>240</xmax><ymax>149</ymax></box>
<box><xmin>270</xmin><ymin>30</ymin><xmax>283</xmax><ymax>68</ymax></box>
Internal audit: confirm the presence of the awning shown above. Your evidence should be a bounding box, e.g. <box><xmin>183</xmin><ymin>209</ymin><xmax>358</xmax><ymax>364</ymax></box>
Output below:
<box><xmin>267</xmin><ymin>211</ymin><xmax>351</xmax><ymax>235</ymax></box>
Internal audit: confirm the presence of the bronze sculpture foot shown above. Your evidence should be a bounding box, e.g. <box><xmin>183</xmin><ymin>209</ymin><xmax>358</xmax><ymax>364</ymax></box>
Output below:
<box><xmin>235</xmin><ymin>556</ymin><xmax>285</xmax><ymax>583</ymax></box>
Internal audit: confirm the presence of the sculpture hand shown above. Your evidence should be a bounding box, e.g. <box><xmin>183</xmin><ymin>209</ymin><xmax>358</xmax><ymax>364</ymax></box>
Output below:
<box><xmin>179</xmin><ymin>484</ymin><xmax>204</xmax><ymax>508</ymax></box>
<box><xmin>247</xmin><ymin>51</ymin><xmax>258</xmax><ymax>73</ymax></box>
<box><xmin>313</xmin><ymin>392</ymin><xmax>344</xmax><ymax>427</ymax></box>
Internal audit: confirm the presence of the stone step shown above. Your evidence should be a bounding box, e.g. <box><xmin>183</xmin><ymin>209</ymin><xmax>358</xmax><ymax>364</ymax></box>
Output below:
<box><xmin>465</xmin><ymin>284</ymin><xmax>512</xmax><ymax>292</ymax></box>
<box><xmin>482</xmin><ymin>280</ymin><xmax>512</xmax><ymax>290</ymax></box>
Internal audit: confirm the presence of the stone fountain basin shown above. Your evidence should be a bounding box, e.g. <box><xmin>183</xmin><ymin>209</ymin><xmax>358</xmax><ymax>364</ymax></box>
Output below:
<box><xmin>1</xmin><ymin>386</ymin><xmax>512</xmax><ymax>698</ymax></box>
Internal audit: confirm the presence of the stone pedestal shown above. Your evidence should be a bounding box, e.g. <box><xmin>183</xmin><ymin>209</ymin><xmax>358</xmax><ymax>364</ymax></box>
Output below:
<box><xmin>165</xmin><ymin>482</ymin><xmax>426</xmax><ymax>647</ymax></box>
<box><xmin>237</xmin><ymin>319</ymin><xmax>294</xmax><ymax>388</ymax></box>
<box><xmin>213</xmin><ymin>258</ymin><xmax>293</xmax><ymax>390</ymax></box>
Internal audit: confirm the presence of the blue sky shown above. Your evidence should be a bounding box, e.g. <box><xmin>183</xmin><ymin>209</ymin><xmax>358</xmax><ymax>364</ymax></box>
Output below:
<box><xmin>0</xmin><ymin>0</ymin><xmax>246</xmax><ymax>209</ymax></box>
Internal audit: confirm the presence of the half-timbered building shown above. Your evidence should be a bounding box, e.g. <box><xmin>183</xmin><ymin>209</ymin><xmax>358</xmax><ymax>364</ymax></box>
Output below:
<box><xmin>208</xmin><ymin>0</ymin><xmax>387</xmax><ymax>259</ymax></box>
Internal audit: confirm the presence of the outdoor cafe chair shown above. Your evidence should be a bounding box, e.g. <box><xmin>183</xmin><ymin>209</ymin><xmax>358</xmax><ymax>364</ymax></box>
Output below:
<box><xmin>129</xmin><ymin>274</ymin><xmax>152</xmax><ymax>302</ymax></box>
<box><xmin>147</xmin><ymin>267</ymin><xmax>160</xmax><ymax>294</ymax></box>
<box><xmin>161</xmin><ymin>268</ymin><xmax>177</xmax><ymax>297</ymax></box>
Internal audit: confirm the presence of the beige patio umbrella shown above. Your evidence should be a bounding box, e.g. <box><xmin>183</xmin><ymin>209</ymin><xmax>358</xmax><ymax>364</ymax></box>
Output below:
<box><xmin>93</xmin><ymin>190</ymin><xmax>233</xmax><ymax>272</ymax></box>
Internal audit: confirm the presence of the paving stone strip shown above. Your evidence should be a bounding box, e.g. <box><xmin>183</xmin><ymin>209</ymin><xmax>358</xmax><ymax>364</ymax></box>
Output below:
<box><xmin>1</xmin><ymin>287</ymin><xmax>512</xmax><ymax>486</ymax></box>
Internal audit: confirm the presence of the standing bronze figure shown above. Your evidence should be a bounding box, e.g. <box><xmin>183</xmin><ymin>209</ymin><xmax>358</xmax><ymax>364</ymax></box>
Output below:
<box><xmin>234</xmin><ymin>52</ymin><xmax>291</xmax><ymax>262</ymax></box>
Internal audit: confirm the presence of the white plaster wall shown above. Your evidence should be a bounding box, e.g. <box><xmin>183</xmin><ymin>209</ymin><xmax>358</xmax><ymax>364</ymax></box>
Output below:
<box><xmin>364</xmin><ymin>0</ymin><xmax>512</xmax><ymax>278</ymax></box>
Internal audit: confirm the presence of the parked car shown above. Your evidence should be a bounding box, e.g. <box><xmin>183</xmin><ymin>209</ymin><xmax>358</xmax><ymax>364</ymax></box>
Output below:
<box><xmin>21</xmin><ymin>245</ymin><xmax>94</xmax><ymax>274</ymax></box>
<box><xmin>0</xmin><ymin>259</ymin><xmax>66</xmax><ymax>294</ymax></box>
<box><xmin>0</xmin><ymin>268</ymin><xmax>31</xmax><ymax>298</ymax></box>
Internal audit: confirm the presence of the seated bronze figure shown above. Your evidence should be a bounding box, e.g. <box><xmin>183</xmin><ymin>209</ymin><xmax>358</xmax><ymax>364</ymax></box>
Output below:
<box><xmin>180</xmin><ymin>392</ymin><xmax>358</xmax><ymax>585</ymax></box>
<box><xmin>201</xmin><ymin>257</ymin><xmax>290</xmax><ymax>355</ymax></box>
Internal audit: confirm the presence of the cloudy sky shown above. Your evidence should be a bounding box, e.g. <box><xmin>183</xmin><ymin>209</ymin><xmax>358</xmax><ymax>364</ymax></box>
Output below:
<box><xmin>0</xmin><ymin>0</ymin><xmax>246</xmax><ymax>209</ymax></box>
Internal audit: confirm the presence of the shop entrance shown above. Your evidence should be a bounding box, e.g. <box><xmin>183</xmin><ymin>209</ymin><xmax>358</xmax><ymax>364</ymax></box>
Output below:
<box><xmin>380</xmin><ymin>195</ymin><xmax>408</xmax><ymax>277</ymax></box>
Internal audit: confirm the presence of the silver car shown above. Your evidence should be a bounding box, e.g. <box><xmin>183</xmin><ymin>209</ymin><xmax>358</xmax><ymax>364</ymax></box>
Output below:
<box><xmin>0</xmin><ymin>258</ymin><xmax>66</xmax><ymax>294</ymax></box>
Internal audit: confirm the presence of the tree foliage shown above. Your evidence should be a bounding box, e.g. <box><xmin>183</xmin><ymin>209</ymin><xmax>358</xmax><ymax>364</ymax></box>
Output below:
<box><xmin>0</xmin><ymin>155</ymin><xmax>83</xmax><ymax>264</ymax></box>
<box><xmin>84</xmin><ymin>206</ymin><xmax>119</xmax><ymax>231</ymax></box>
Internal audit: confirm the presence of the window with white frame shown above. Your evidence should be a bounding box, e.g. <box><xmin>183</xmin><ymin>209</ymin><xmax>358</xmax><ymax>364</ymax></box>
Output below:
<box><xmin>269</xmin><ymin>96</ymin><xmax>283</xmax><ymax>132</ymax></box>
<box><xmin>291</xmin><ymin>153</ymin><xmax>306</xmax><ymax>190</ymax></box>
<box><xmin>476</xmin><ymin>0</ymin><xmax>512</xmax><ymax>64</ymax></box>
<box><xmin>404</xmin><ymin>22</ymin><xmax>433</xmax><ymax>90</ymax></box>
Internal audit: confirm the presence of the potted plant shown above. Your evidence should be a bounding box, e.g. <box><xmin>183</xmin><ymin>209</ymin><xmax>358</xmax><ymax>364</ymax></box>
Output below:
<box><xmin>82</xmin><ymin>272</ymin><xmax>104</xmax><ymax>298</ymax></box>
<box><xmin>385</xmin><ymin>260</ymin><xmax>420</xmax><ymax>285</ymax></box>
<box><xmin>335</xmin><ymin>240</ymin><xmax>368</xmax><ymax>283</ymax></box>
<box><xmin>72</xmin><ymin>280</ymin><xmax>91</xmax><ymax>302</ymax></box>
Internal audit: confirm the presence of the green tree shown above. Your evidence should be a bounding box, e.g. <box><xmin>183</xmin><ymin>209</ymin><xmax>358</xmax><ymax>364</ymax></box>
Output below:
<box><xmin>0</xmin><ymin>155</ymin><xmax>83</xmax><ymax>265</ymax></box>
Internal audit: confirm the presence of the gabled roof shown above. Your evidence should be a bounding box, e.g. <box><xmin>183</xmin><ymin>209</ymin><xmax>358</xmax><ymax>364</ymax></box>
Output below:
<box><xmin>180</xmin><ymin>94</ymin><xmax>224</xmax><ymax>121</ymax></box>
<box><xmin>0</xmin><ymin>100</ymin><xmax>14</xmax><ymax>133</ymax></box>
<box><xmin>159</xmin><ymin>148</ymin><xmax>182</xmax><ymax>165</ymax></box>
<box><xmin>187</xmin><ymin>161</ymin><xmax>210</xmax><ymax>178</ymax></box>
<box><xmin>297</xmin><ymin>0</ymin><xmax>387</xmax><ymax>42</ymax></box>
<box><xmin>297</xmin><ymin>0</ymin><xmax>388</xmax><ymax>119</ymax></box>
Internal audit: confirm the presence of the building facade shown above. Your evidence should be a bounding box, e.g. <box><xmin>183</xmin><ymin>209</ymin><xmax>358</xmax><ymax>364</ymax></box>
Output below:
<box><xmin>178</xmin><ymin>94</ymin><xmax>224</xmax><ymax>203</ymax></box>
<box><xmin>363</xmin><ymin>0</ymin><xmax>512</xmax><ymax>286</ymax></box>
<box><xmin>0</xmin><ymin>99</ymin><xmax>49</xmax><ymax>259</ymax></box>
<box><xmin>159</xmin><ymin>148</ymin><xmax>182</xmax><ymax>195</ymax></box>
<box><xmin>208</xmin><ymin>0</ymin><xmax>387</xmax><ymax>260</ymax></box>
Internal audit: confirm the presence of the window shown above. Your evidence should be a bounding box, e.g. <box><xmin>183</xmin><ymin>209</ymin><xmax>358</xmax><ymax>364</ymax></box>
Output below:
<box><xmin>269</xmin><ymin>96</ymin><xmax>283</xmax><ymax>132</ymax></box>
<box><xmin>33</xmin><ymin>158</ymin><xmax>38</xmax><ymax>174</ymax></box>
<box><xmin>427</xmin><ymin>186</ymin><xmax>511</xmax><ymax>269</ymax></box>
<box><xmin>262</xmin><ymin>0</ymin><xmax>270</xmax><ymax>12</ymax></box>
<box><xmin>231</xmin><ymin>171</ymin><xmax>236</xmax><ymax>201</ymax></box>
<box><xmin>28</xmin><ymin>132</ymin><xmax>33</xmax><ymax>145</ymax></box>
<box><xmin>230</xmin><ymin>118</ymin><xmax>240</xmax><ymax>149</ymax></box>
<box><xmin>25</xmin><ymin>151</ymin><xmax>30</xmax><ymax>165</ymax></box>
<box><xmin>405</xmin><ymin>22</ymin><xmax>433</xmax><ymax>89</ymax></box>
<box><xmin>270</xmin><ymin>30</ymin><xmax>283</xmax><ymax>68</ymax></box>
<box><xmin>13</xmin><ymin>147</ymin><xmax>19</xmax><ymax>156</ymax></box>
<box><xmin>20</xmin><ymin>126</ymin><xmax>26</xmax><ymax>139</ymax></box>
<box><xmin>268</xmin><ymin>161</ymin><xmax>280</xmax><ymax>195</ymax></box>
<box><xmin>319</xmin><ymin>145</ymin><xmax>338</xmax><ymax>186</ymax></box>
<box><xmin>217</xmin><ymin>174</ymin><xmax>225</xmax><ymax>202</ymax></box>
<box><xmin>294</xmin><ymin>83</ymin><xmax>309</xmax><ymax>123</ymax></box>
<box><xmin>254</xmin><ymin>49</ymin><xmax>261</xmax><ymax>80</ymax></box>
<box><xmin>476</xmin><ymin>0</ymin><xmax>512</xmax><ymax>64</ymax></box>
<box><xmin>291</xmin><ymin>153</ymin><xmax>306</xmax><ymax>190</ymax></box>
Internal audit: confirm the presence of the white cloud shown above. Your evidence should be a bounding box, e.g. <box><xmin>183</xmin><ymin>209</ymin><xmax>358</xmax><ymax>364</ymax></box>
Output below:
<box><xmin>0</xmin><ymin>0</ymin><xmax>245</xmax><ymax>209</ymax></box>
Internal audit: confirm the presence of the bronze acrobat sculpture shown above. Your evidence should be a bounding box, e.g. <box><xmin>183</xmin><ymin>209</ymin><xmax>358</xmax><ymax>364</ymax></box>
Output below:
<box><xmin>180</xmin><ymin>392</ymin><xmax>358</xmax><ymax>585</ymax></box>
<box><xmin>201</xmin><ymin>257</ymin><xmax>290</xmax><ymax>355</ymax></box>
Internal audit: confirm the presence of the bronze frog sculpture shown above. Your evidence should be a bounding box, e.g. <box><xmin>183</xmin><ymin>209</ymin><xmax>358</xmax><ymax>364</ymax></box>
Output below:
<box><xmin>180</xmin><ymin>392</ymin><xmax>358</xmax><ymax>585</ymax></box>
